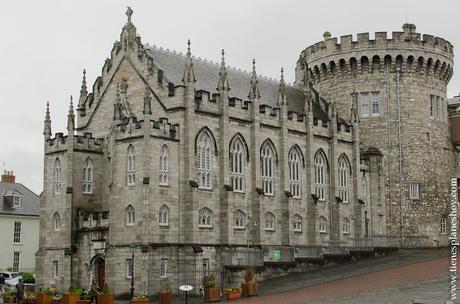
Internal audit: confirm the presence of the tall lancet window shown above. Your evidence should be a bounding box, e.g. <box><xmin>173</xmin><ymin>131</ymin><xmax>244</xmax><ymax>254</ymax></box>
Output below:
<box><xmin>53</xmin><ymin>158</ymin><xmax>61</xmax><ymax>195</ymax></box>
<box><xmin>361</xmin><ymin>175</ymin><xmax>367</xmax><ymax>204</ymax></box>
<box><xmin>230</xmin><ymin>136</ymin><xmax>245</xmax><ymax>192</ymax></box>
<box><xmin>159</xmin><ymin>145</ymin><xmax>169</xmax><ymax>186</ymax></box>
<box><xmin>338</xmin><ymin>155</ymin><xmax>350</xmax><ymax>203</ymax></box>
<box><xmin>127</xmin><ymin>145</ymin><xmax>136</xmax><ymax>186</ymax></box>
<box><xmin>261</xmin><ymin>141</ymin><xmax>275</xmax><ymax>195</ymax></box>
<box><xmin>314</xmin><ymin>151</ymin><xmax>327</xmax><ymax>201</ymax></box>
<box><xmin>83</xmin><ymin>158</ymin><xmax>93</xmax><ymax>194</ymax></box>
<box><xmin>289</xmin><ymin>147</ymin><xmax>302</xmax><ymax>198</ymax></box>
<box><xmin>196</xmin><ymin>130</ymin><xmax>214</xmax><ymax>189</ymax></box>
<box><xmin>53</xmin><ymin>212</ymin><xmax>61</xmax><ymax>231</ymax></box>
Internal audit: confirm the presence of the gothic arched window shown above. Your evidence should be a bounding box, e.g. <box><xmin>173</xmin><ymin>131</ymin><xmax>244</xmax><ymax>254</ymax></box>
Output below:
<box><xmin>319</xmin><ymin>216</ymin><xmax>327</xmax><ymax>233</ymax></box>
<box><xmin>196</xmin><ymin>130</ymin><xmax>214</xmax><ymax>189</ymax></box>
<box><xmin>126</xmin><ymin>205</ymin><xmax>135</xmax><ymax>226</ymax></box>
<box><xmin>343</xmin><ymin>217</ymin><xmax>351</xmax><ymax>235</ymax></box>
<box><xmin>159</xmin><ymin>145</ymin><xmax>169</xmax><ymax>186</ymax></box>
<box><xmin>233</xmin><ymin>209</ymin><xmax>246</xmax><ymax>229</ymax></box>
<box><xmin>361</xmin><ymin>175</ymin><xmax>367</xmax><ymax>204</ymax></box>
<box><xmin>198</xmin><ymin>207</ymin><xmax>213</xmax><ymax>228</ymax></box>
<box><xmin>127</xmin><ymin>145</ymin><xmax>136</xmax><ymax>186</ymax></box>
<box><xmin>293</xmin><ymin>214</ymin><xmax>302</xmax><ymax>232</ymax></box>
<box><xmin>53</xmin><ymin>212</ymin><xmax>61</xmax><ymax>231</ymax></box>
<box><xmin>53</xmin><ymin>158</ymin><xmax>61</xmax><ymax>195</ymax></box>
<box><xmin>83</xmin><ymin>157</ymin><xmax>93</xmax><ymax>194</ymax></box>
<box><xmin>289</xmin><ymin>147</ymin><xmax>302</xmax><ymax>198</ymax></box>
<box><xmin>265</xmin><ymin>212</ymin><xmax>275</xmax><ymax>231</ymax></box>
<box><xmin>159</xmin><ymin>205</ymin><xmax>169</xmax><ymax>226</ymax></box>
<box><xmin>230</xmin><ymin>136</ymin><xmax>245</xmax><ymax>192</ymax></box>
<box><xmin>261</xmin><ymin>141</ymin><xmax>276</xmax><ymax>195</ymax></box>
<box><xmin>338</xmin><ymin>155</ymin><xmax>350</xmax><ymax>203</ymax></box>
<box><xmin>314</xmin><ymin>151</ymin><xmax>328</xmax><ymax>201</ymax></box>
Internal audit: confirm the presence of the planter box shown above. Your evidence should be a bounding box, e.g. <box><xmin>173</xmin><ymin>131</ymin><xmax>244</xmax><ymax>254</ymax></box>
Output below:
<box><xmin>25</xmin><ymin>299</ymin><xmax>37</xmax><ymax>304</ymax></box>
<box><xmin>97</xmin><ymin>294</ymin><xmax>114</xmax><ymax>304</ymax></box>
<box><xmin>241</xmin><ymin>282</ymin><xmax>257</xmax><ymax>297</ymax></box>
<box><xmin>131</xmin><ymin>298</ymin><xmax>150</xmax><ymax>304</ymax></box>
<box><xmin>204</xmin><ymin>288</ymin><xmax>220</xmax><ymax>302</ymax></box>
<box><xmin>51</xmin><ymin>299</ymin><xmax>63</xmax><ymax>304</ymax></box>
<box><xmin>157</xmin><ymin>291</ymin><xmax>172</xmax><ymax>304</ymax></box>
<box><xmin>3</xmin><ymin>296</ymin><xmax>16</xmax><ymax>303</ymax></box>
<box><xmin>75</xmin><ymin>300</ymin><xmax>91</xmax><ymax>304</ymax></box>
<box><xmin>37</xmin><ymin>293</ymin><xmax>53</xmax><ymax>304</ymax></box>
<box><xmin>63</xmin><ymin>294</ymin><xmax>80</xmax><ymax>304</ymax></box>
<box><xmin>225</xmin><ymin>289</ymin><xmax>241</xmax><ymax>301</ymax></box>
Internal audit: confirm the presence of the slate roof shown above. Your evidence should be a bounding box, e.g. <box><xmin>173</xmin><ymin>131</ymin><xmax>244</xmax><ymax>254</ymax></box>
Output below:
<box><xmin>0</xmin><ymin>182</ymin><xmax>40</xmax><ymax>217</ymax></box>
<box><xmin>147</xmin><ymin>48</ymin><xmax>329</xmax><ymax>120</ymax></box>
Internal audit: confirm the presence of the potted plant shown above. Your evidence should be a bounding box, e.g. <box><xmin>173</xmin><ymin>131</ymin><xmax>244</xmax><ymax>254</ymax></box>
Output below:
<box><xmin>37</xmin><ymin>288</ymin><xmax>54</xmax><ymax>304</ymax></box>
<box><xmin>157</xmin><ymin>279</ymin><xmax>172</xmax><ymax>304</ymax></box>
<box><xmin>202</xmin><ymin>275</ymin><xmax>220</xmax><ymax>302</ymax></box>
<box><xmin>3</xmin><ymin>290</ymin><xmax>17</xmax><ymax>303</ymax></box>
<box><xmin>131</xmin><ymin>294</ymin><xmax>149</xmax><ymax>304</ymax></box>
<box><xmin>241</xmin><ymin>267</ymin><xmax>257</xmax><ymax>297</ymax></box>
<box><xmin>224</xmin><ymin>288</ymin><xmax>241</xmax><ymax>301</ymax></box>
<box><xmin>96</xmin><ymin>283</ymin><xmax>113</xmax><ymax>304</ymax></box>
<box><xmin>63</xmin><ymin>285</ymin><xmax>81</xmax><ymax>304</ymax></box>
<box><xmin>51</xmin><ymin>293</ymin><xmax>63</xmax><ymax>304</ymax></box>
<box><xmin>25</xmin><ymin>291</ymin><xmax>37</xmax><ymax>304</ymax></box>
<box><xmin>75</xmin><ymin>290</ymin><xmax>91</xmax><ymax>304</ymax></box>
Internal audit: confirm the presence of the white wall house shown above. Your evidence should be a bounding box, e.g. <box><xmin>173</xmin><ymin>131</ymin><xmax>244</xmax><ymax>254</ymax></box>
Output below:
<box><xmin>0</xmin><ymin>171</ymin><xmax>40</xmax><ymax>271</ymax></box>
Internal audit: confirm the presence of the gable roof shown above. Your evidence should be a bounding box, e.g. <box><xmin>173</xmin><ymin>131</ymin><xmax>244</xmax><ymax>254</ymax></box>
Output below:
<box><xmin>146</xmin><ymin>47</ymin><xmax>329</xmax><ymax>120</ymax></box>
<box><xmin>0</xmin><ymin>182</ymin><xmax>40</xmax><ymax>217</ymax></box>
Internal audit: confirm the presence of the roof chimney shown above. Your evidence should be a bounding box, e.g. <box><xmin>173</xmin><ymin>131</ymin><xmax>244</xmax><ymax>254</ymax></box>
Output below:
<box><xmin>1</xmin><ymin>170</ymin><xmax>16</xmax><ymax>183</ymax></box>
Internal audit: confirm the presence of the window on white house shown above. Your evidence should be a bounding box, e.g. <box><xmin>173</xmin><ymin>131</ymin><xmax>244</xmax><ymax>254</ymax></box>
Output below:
<box><xmin>126</xmin><ymin>205</ymin><xmax>135</xmax><ymax>226</ymax></box>
<box><xmin>197</xmin><ymin>130</ymin><xmax>213</xmax><ymax>189</ymax></box>
<box><xmin>12</xmin><ymin>252</ymin><xmax>20</xmax><ymax>272</ymax></box>
<box><xmin>202</xmin><ymin>258</ymin><xmax>210</xmax><ymax>276</ymax></box>
<box><xmin>314</xmin><ymin>151</ymin><xmax>327</xmax><ymax>201</ymax></box>
<box><xmin>319</xmin><ymin>216</ymin><xmax>327</xmax><ymax>233</ymax></box>
<box><xmin>371</xmin><ymin>92</ymin><xmax>380</xmax><ymax>116</ymax></box>
<box><xmin>409</xmin><ymin>182</ymin><xmax>420</xmax><ymax>200</ymax></box>
<box><xmin>338</xmin><ymin>156</ymin><xmax>350</xmax><ymax>203</ymax></box>
<box><xmin>159</xmin><ymin>145</ymin><xmax>169</xmax><ymax>186</ymax></box>
<box><xmin>53</xmin><ymin>261</ymin><xmax>59</xmax><ymax>278</ymax></box>
<box><xmin>160</xmin><ymin>258</ymin><xmax>168</xmax><ymax>278</ymax></box>
<box><xmin>233</xmin><ymin>209</ymin><xmax>246</xmax><ymax>229</ymax></box>
<box><xmin>198</xmin><ymin>207</ymin><xmax>213</xmax><ymax>228</ymax></box>
<box><xmin>230</xmin><ymin>137</ymin><xmax>245</xmax><ymax>192</ymax></box>
<box><xmin>289</xmin><ymin>148</ymin><xmax>301</xmax><ymax>198</ymax></box>
<box><xmin>159</xmin><ymin>205</ymin><xmax>169</xmax><ymax>226</ymax></box>
<box><xmin>265</xmin><ymin>212</ymin><xmax>275</xmax><ymax>231</ymax></box>
<box><xmin>441</xmin><ymin>218</ymin><xmax>447</xmax><ymax>234</ymax></box>
<box><xmin>12</xmin><ymin>195</ymin><xmax>22</xmax><ymax>208</ymax></box>
<box><xmin>53</xmin><ymin>212</ymin><xmax>61</xmax><ymax>231</ymax></box>
<box><xmin>126</xmin><ymin>259</ymin><xmax>133</xmax><ymax>279</ymax></box>
<box><xmin>261</xmin><ymin>142</ymin><xmax>275</xmax><ymax>195</ymax></box>
<box><xmin>343</xmin><ymin>217</ymin><xmax>351</xmax><ymax>234</ymax></box>
<box><xmin>360</xmin><ymin>92</ymin><xmax>369</xmax><ymax>117</ymax></box>
<box><xmin>127</xmin><ymin>145</ymin><xmax>136</xmax><ymax>186</ymax></box>
<box><xmin>13</xmin><ymin>221</ymin><xmax>21</xmax><ymax>243</ymax></box>
<box><xmin>293</xmin><ymin>214</ymin><xmax>302</xmax><ymax>232</ymax></box>
<box><xmin>83</xmin><ymin>158</ymin><xmax>93</xmax><ymax>194</ymax></box>
<box><xmin>53</xmin><ymin>158</ymin><xmax>61</xmax><ymax>195</ymax></box>
<box><xmin>361</xmin><ymin>175</ymin><xmax>367</xmax><ymax>204</ymax></box>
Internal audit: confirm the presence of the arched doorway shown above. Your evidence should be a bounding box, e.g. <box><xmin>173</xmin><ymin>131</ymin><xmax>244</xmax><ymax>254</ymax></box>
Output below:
<box><xmin>90</xmin><ymin>255</ymin><xmax>105</xmax><ymax>291</ymax></box>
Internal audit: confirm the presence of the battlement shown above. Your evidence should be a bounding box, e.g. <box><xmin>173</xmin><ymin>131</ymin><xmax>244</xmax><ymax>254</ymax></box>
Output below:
<box><xmin>115</xmin><ymin>117</ymin><xmax>180</xmax><ymax>141</ymax></box>
<box><xmin>46</xmin><ymin>132</ymin><xmax>104</xmax><ymax>154</ymax></box>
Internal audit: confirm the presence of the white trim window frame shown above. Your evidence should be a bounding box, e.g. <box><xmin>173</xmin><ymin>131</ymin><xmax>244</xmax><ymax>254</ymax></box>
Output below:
<box><xmin>261</xmin><ymin>144</ymin><xmax>274</xmax><ymax>196</ymax></box>
<box><xmin>198</xmin><ymin>207</ymin><xmax>213</xmax><ymax>228</ymax></box>
<box><xmin>314</xmin><ymin>152</ymin><xmax>327</xmax><ymax>201</ymax></box>
<box><xmin>338</xmin><ymin>158</ymin><xmax>349</xmax><ymax>203</ymax></box>
<box><xmin>159</xmin><ymin>205</ymin><xmax>169</xmax><ymax>227</ymax></box>
<box><xmin>360</xmin><ymin>92</ymin><xmax>369</xmax><ymax>118</ymax></box>
<box><xmin>289</xmin><ymin>149</ymin><xmax>301</xmax><ymax>199</ymax></box>
<box><xmin>230</xmin><ymin>138</ymin><xmax>245</xmax><ymax>193</ymax></box>
<box><xmin>371</xmin><ymin>91</ymin><xmax>380</xmax><ymax>116</ymax></box>
<box><xmin>13</xmin><ymin>195</ymin><xmax>22</xmax><ymax>208</ymax></box>
<box><xmin>83</xmin><ymin>158</ymin><xmax>93</xmax><ymax>194</ymax></box>
<box><xmin>409</xmin><ymin>182</ymin><xmax>420</xmax><ymax>200</ymax></box>
<box><xmin>12</xmin><ymin>251</ymin><xmax>20</xmax><ymax>272</ymax></box>
<box><xmin>13</xmin><ymin>221</ymin><xmax>21</xmax><ymax>244</ymax></box>
<box><xmin>159</xmin><ymin>145</ymin><xmax>169</xmax><ymax>186</ymax></box>
<box><xmin>197</xmin><ymin>132</ymin><xmax>213</xmax><ymax>189</ymax></box>
<box><xmin>233</xmin><ymin>209</ymin><xmax>246</xmax><ymax>230</ymax></box>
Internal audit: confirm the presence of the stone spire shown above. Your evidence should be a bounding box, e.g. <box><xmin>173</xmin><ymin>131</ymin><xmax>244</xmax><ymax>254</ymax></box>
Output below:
<box><xmin>248</xmin><ymin>59</ymin><xmax>260</xmax><ymax>100</ymax></box>
<box><xmin>143</xmin><ymin>86</ymin><xmax>152</xmax><ymax>115</ymax></box>
<box><xmin>43</xmin><ymin>101</ymin><xmax>51</xmax><ymax>139</ymax></box>
<box><xmin>67</xmin><ymin>95</ymin><xmax>75</xmax><ymax>133</ymax></box>
<box><xmin>277</xmin><ymin>67</ymin><xmax>287</xmax><ymax>105</ymax></box>
<box><xmin>217</xmin><ymin>49</ymin><xmax>230</xmax><ymax>91</ymax></box>
<box><xmin>79</xmin><ymin>69</ymin><xmax>88</xmax><ymax>108</ymax></box>
<box><xmin>182</xmin><ymin>39</ymin><xmax>196</xmax><ymax>84</ymax></box>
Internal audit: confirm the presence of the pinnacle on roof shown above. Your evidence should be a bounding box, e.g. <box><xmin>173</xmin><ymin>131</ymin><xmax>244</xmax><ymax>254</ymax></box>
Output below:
<box><xmin>43</xmin><ymin>101</ymin><xmax>51</xmax><ymax>138</ymax></box>
<box><xmin>79</xmin><ymin>69</ymin><xmax>88</xmax><ymax>107</ymax></box>
<box><xmin>248</xmin><ymin>59</ymin><xmax>260</xmax><ymax>100</ymax></box>
<box><xmin>67</xmin><ymin>95</ymin><xmax>75</xmax><ymax>132</ymax></box>
<box><xmin>277</xmin><ymin>67</ymin><xmax>287</xmax><ymax>105</ymax></box>
<box><xmin>182</xmin><ymin>39</ymin><xmax>196</xmax><ymax>84</ymax></box>
<box><xmin>217</xmin><ymin>49</ymin><xmax>230</xmax><ymax>91</ymax></box>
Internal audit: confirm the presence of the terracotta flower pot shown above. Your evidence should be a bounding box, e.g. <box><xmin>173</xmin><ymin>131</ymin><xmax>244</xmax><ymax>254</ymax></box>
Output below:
<box><xmin>204</xmin><ymin>287</ymin><xmax>220</xmax><ymax>302</ymax></box>
<box><xmin>51</xmin><ymin>299</ymin><xmax>63</xmax><ymax>304</ymax></box>
<box><xmin>97</xmin><ymin>294</ymin><xmax>114</xmax><ymax>304</ymax></box>
<box><xmin>63</xmin><ymin>294</ymin><xmax>80</xmax><ymax>304</ymax></box>
<box><xmin>75</xmin><ymin>300</ymin><xmax>90</xmax><ymax>304</ymax></box>
<box><xmin>241</xmin><ymin>282</ymin><xmax>257</xmax><ymax>297</ymax></box>
<box><xmin>3</xmin><ymin>296</ymin><xmax>16</xmax><ymax>303</ymax></box>
<box><xmin>157</xmin><ymin>291</ymin><xmax>172</xmax><ymax>304</ymax></box>
<box><xmin>25</xmin><ymin>299</ymin><xmax>38</xmax><ymax>304</ymax></box>
<box><xmin>37</xmin><ymin>293</ymin><xmax>53</xmax><ymax>304</ymax></box>
<box><xmin>225</xmin><ymin>288</ymin><xmax>241</xmax><ymax>301</ymax></box>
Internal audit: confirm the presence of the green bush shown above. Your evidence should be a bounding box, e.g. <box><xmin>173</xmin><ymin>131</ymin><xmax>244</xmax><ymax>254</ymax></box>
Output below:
<box><xmin>22</xmin><ymin>272</ymin><xmax>35</xmax><ymax>284</ymax></box>
<box><xmin>102</xmin><ymin>283</ymin><xmax>111</xmax><ymax>295</ymax></box>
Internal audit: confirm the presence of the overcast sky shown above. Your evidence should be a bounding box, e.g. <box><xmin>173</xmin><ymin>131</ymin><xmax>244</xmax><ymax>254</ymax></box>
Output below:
<box><xmin>1</xmin><ymin>0</ymin><xmax>459</xmax><ymax>194</ymax></box>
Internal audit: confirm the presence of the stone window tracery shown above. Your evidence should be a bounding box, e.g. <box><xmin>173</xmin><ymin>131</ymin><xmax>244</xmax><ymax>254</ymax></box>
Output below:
<box><xmin>197</xmin><ymin>130</ymin><xmax>214</xmax><ymax>189</ymax></box>
<box><xmin>159</xmin><ymin>205</ymin><xmax>169</xmax><ymax>226</ymax></box>
<box><xmin>293</xmin><ymin>214</ymin><xmax>302</xmax><ymax>232</ymax></box>
<box><xmin>261</xmin><ymin>142</ymin><xmax>275</xmax><ymax>195</ymax></box>
<box><xmin>265</xmin><ymin>212</ymin><xmax>275</xmax><ymax>231</ymax></box>
<box><xmin>338</xmin><ymin>156</ymin><xmax>350</xmax><ymax>203</ymax></box>
<box><xmin>230</xmin><ymin>137</ymin><xmax>245</xmax><ymax>192</ymax></box>
<box><xmin>198</xmin><ymin>207</ymin><xmax>213</xmax><ymax>228</ymax></box>
<box><xmin>53</xmin><ymin>212</ymin><xmax>61</xmax><ymax>231</ymax></box>
<box><xmin>83</xmin><ymin>157</ymin><xmax>93</xmax><ymax>194</ymax></box>
<box><xmin>159</xmin><ymin>145</ymin><xmax>169</xmax><ymax>186</ymax></box>
<box><xmin>289</xmin><ymin>147</ymin><xmax>302</xmax><ymax>198</ymax></box>
<box><xmin>127</xmin><ymin>145</ymin><xmax>136</xmax><ymax>186</ymax></box>
<box><xmin>53</xmin><ymin>158</ymin><xmax>61</xmax><ymax>195</ymax></box>
<box><xmin>314</xmin><ymin>151</ymin><xmax>327</xmax><ymax>201</ymax></box>
<box><xmin>126</xmin><ymin>205</ymin><xmax>135</xmax><ymax>226</ymax></box>
<box><xmin>233</xmin><ymin>209</ymin><xmax>246</xmax><ymax>229</ymax></box>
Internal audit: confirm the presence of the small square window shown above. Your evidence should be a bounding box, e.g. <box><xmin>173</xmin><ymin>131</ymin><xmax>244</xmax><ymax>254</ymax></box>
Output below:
<box><xmin>13</xmin><ymin>196</ymin><xmax>22</xmax><ymax>208</ymax></box>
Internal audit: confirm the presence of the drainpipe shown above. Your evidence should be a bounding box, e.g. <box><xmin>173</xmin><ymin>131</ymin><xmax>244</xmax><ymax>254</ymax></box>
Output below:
<box><xmin>396</xmin><ymin>67</ymin><xmax>404</xmax><ymax>248</ymax></box>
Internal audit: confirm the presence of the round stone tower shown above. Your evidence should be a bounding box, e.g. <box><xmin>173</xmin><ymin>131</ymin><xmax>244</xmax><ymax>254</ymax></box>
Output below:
<box><xmin>297</xmin><ymin>24</ymin><xmax>455</xmax><ymax>244</ymax></box>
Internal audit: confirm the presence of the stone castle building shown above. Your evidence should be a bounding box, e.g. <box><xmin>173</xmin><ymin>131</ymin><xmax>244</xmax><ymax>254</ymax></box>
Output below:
<box><xmin>36</xmin><ymin>8</ymin><xmax>455</xmax><ymax>295</ymax></box>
